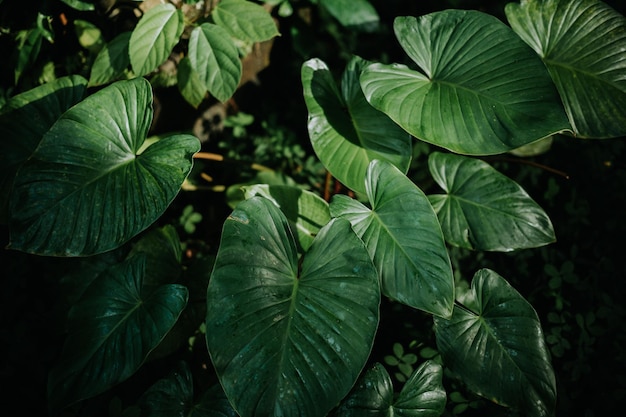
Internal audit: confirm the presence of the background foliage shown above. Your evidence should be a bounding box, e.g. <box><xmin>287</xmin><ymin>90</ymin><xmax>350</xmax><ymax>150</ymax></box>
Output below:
<box><xmin>1</xmin><ymin>0</ymin><xmax>625</xmax><ymax>416</ymax></box>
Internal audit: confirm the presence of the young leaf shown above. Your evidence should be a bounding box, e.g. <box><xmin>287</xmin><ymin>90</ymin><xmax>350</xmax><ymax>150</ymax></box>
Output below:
<box><xmin>212</xmin><ymin>0</ymin><xmax>280</xmax><ymax>43</ymax></box>
<box><xmin>336</xmin><ymin>361</ymin><xmax>446</xmax><ymax>417</ymax></box>
<box><xmin>331</xmin><ymin>159</ymin><xmax>454</xmax><ymax>318</ymax></box>
<box><xmin>47</xmin><ymin>254</ymin><xmax>189</xmax><ymax>412</ymax></box>
<box><xmin>129</xmin><ymin>3</ymin><xmax>184</xmax><ymax>76</ymax></box>
<box><xmin>434</xmin><ymin>269</ymin><xmax>556</xmax><ymax>417</ymax></box>
<box><xmin>89</xmin><ymin>31</ymin><xmax>131</xmax><ymax>87</ymax></box>
<box><xmin>206</xmin><ymin>197</ymin><xmax>380</xmax><ymax>417</ymax></box>
<box><xmin>74</xmin><ymin>19</ymin><xmax>104</xmax><ymax>54</ymax></box>
<box><xmin>242</xmin><ymin>184</ymin><xmax>331</xmax><ymax>251</ymax></box>
<box><xmin>188</xmin><ymin>23</ymin><xmax>242</xmax><ymax>102</ymax></box>
<box><xmin>302</xmin><ymin>56</ymin><xmax>411</xmax><ymax>194</ymax></box>
<box><xmin>8</xmin><ymin>78</ymin><xmax>201</xmax><ymax>256</ymax></box>
<box><xmin>427</xmin><ymin>152</ymin><xmax>555</xmax><ymax>252</ymax></box>
<box><xmin>506</xmin><ymin>0</ymin><xmax>626</xmax><ymax>138</ymax></box>
<box><xmin>360</xmin><ymin>10</ymin><xmax>571</xmax><ymax>155</ymax></box>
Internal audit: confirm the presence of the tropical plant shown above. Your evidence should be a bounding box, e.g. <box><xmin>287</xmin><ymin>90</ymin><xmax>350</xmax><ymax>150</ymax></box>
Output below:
<box><xmin>1</xmin><ymin>0</ymin><xmax>625</xmax><ymax>416</ymax></box>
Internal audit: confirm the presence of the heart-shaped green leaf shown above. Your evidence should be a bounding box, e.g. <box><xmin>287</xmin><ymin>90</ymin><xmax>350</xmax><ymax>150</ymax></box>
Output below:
<box><xmin>506</xmin><ymin>0</ymin><xmax>626</xmax><ymax>138</ymax></box>
<box><xmin>302</xmin><ymin>56</ymin><xmax>411</xmax><ymax>195</ymax></box>
<box><xmin>47</xmin><ymin>254</ymin><xmax>189</xmax><ymax>412</ymax></box>
<box><xmin>129</xmin><ymin>3</ymin><xmax>184</xmax><ymax>76</ymax></box>
<box><xmin>89</xmin><ymin>31</ymin><xmax>131</xmax><ymax>87</ymax></box>
<box><xmin>331</xmin><ymin>159</ymin><xmax>454</xmax><ymax>318</ymax></box>
<box><xmin>434</xmin><ymin>269</ymin><xmax>556</xmax><ymax>417</ymax></box>
<box><xmin>212</xmin><ymin>0</ymin><xmax>280</xmax><ymax>43</ymax></box>
<box><xmin>429</xmin><ymin>153</ymin><xmax>553</xmax><ymax>248</ymax></box>
<box><xmin>242</xmin><ymin>184</ymin><xmax>331</xmax><ymax>251</ymax></box>
<box><xmin>188</xmin><ymin>23</ymin><xmax>242</xmax><ymax>102</ymax></box>
<box><xmin>0</xmin><ymin>75</ymin><xmax>87</xmax><ymax>221</ymax></box>
<box><xmin>206</xmin><ymin>196</ymin><xmax>380</xmax><ymax>417</ymax></box>
<box><xmin>8</xmin><ymin>78</ymin><xmax>201</xmax><ymax>256</ymax></box>
<box><xmin>337</xmin><ymin>361</ymin><xmax>446</xmax><ymax>417</ymax></box>
<box><xmin>360</xmin><ymin>10</ymin><xmax>571</xmax><ymax>155</ymax></box>
<box><xmin>139</xmin><ymin>362</ymin><xmax>238</xmax><ymax>417</ymax></box>
<box><xmin>427</xmin><ymin>152</ymin><xmax>555</xmax><ymax>251</ymax></box>
<box><xmin>139</xmin><ymin>362</ymin><xmax>195</xmax><ymax>416</ymax></box>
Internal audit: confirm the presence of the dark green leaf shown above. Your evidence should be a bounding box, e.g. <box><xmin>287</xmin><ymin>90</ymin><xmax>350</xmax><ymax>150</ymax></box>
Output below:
<box><xmin>337</xmin><ymin>361</ymin><xmax>446</xmax><ymax>416</ymax></box>
<box><xmin>331</xmin><ymin>160</ymin><xmax>454</xmax><ymax>317</ymax></box>
<box><xmin>434</xmin><ymin>269</ymin><xmax>556</xmax><ymax>417</ymax></box>
<box><xmin>427</xmin><ymin>152</ymin><xmax>555</xmax><ymax>251</ymax></box>
<box><xmin>139</xmin><ymin>362</ymin><xmax>238</xmax><ymax>417</ymax></box>
<box><xmin>212</xmin><ymin>0</ymin><xmax>280</xmax><ymax>42</ymax></box>
<box><xmin>47</xmin><ymin>254</ymin><xmax>189</xmax><ymax>412</ymax></box>
<box><xmin>188</xmin><ymin>23</ymin><xmax>242</xmax><ymax>102</ymax></box>
<box><xmin>506</xmin><ymin>0</ymin><xmax>626</xmax><ymax>138</ymax></box>
<box><xmin>394</xmin><ymin>361</ymin><xmax>446</xmax><ymax>416</ymax></box>
<box><xmin>8</xmin><ymin>78</ymin><xmax>200</xmax><ymax>256</ymax></box>
<box><xmin>361</xmin><ymin>10</ymin><xmax>571</xmax><ymax>155</ymax></box>
<box><xmin>128</xmin><ymin>225</ymin><xmax>182</xmax><ymax>287</ymax></box>
<box><xmin>139</xmin><ymin>362</ymin><xmax>194</xmax><ymax>416</ymax></box>
<box><xmin>129</xmin><ymin>3</ymin><xmax>184</xmax><ymax>76</ymax></box>
<box><xmin>206</xmin><ymin>197</ymin><xmax>379</xmax><ymax>417</ymax></box>
<box><xmin>302</xmin><ymin>56</ymin><xmax>411</xmax><ymax>194</ymax></box>
<box><xmin>0</xmin><ymin>75</ymin><xmax>87</xmax><ymax>222</ymax></box>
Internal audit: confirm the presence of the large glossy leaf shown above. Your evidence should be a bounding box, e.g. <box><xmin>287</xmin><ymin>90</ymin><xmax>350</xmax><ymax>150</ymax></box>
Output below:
<box><xmin>506</xmin><ymin>0</ymin><xmax>626</xmax><ymax>138</ymax></box>
<box><xmin>89</xmin><ymin>31</ymin><xmax>131</xmax><ymax>87</ymax></box>
<box><xmin>242</xmin><ymin>184</ymin><xmax>331</xmax><ymax>251</ymax></box>
<box><xmin>47</xmin><ymin>254</ymin><xmax>189</xmax><ymax>412</ymax></box>
<box><xmin>433</xmin><ymin>269</ymin><xmax>556</xmax><ymax>417</ymax></box>
<box><xmin>302</xmin><ymin>56</ymin><xmax>411</xmax><ymax>195</ymax></box>
<box><xmin>212</xmin><ymin>0</ymin><xmax>280</xmax><ymax>43</ymax></box>
<box><xmin>8</xmin><ymin>78</ymin><xmax>201</xmax><ymax>256</ymax></box>
<box><xmin>0</xmin><ymin>75</ymin><xmax>87</xmax><ymax>221</ymax></box>
<box><xmin>206</xmin><ymin>197</ymin><xmax>380</xmax><ymax>417</ymax></box>
<box><xmin>139</xmin><ymin>362</ymin><xmax>238</xmax><ymax>417</ymax></box>
<box><xmin>331</xmin><ymin>159</ymin><xmax>454</xmax><ymax>318</ymax></box>
<box><xmin>337</xmin><ymin>361</ymin><xmax>446</xmax><ymax>417</ymax></box>
<box><xmin>129</xmin><ymin>3</ymin><xmax>184</xmax><ymax>76</ymax></box>
<box><xmin>360</xmin><ymin>10</ymin><xmax>571</xmax><ymax>155</ymax></box>
<box><xmin>188</xmin><ymin>23</ymin><xmax>242</xmax><ymax>102</ymax></box>
<box><xmin>427</xmin><ymin>152</ymin><xmax>555</xmax><ymax>252</ymax></box>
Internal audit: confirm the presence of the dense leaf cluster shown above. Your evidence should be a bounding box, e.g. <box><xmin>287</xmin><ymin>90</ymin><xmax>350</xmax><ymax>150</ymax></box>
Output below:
<box><xmin>1</xmin><ymin>1</ymin><xmax>625</xmax><ymax>417</ymax></box>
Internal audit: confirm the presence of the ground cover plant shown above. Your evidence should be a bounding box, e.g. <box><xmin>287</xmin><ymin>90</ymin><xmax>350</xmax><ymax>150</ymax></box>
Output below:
<box><xmin>1</xmin><ymin>0</ymin><xmax>625</xmax><ymax>416</ymax></box>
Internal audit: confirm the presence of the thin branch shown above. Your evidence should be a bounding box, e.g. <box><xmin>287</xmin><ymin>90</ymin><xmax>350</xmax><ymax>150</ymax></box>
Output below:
<box><xmin>483</xmin><ymin>156</ymin><xmax>570</xmax><ymax>179</ymax></box>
